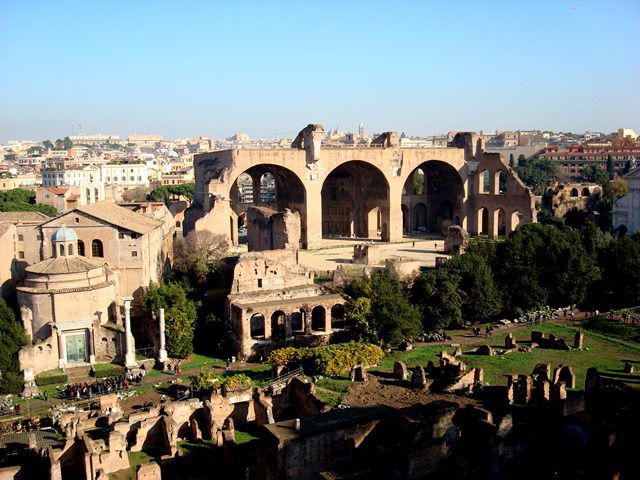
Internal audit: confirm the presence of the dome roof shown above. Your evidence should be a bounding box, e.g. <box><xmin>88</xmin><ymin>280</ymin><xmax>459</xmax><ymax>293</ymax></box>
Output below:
<box><xmin>51</xmin><ymin>225</ymin><xmax>77</xmax><ymax>242</ymax></box>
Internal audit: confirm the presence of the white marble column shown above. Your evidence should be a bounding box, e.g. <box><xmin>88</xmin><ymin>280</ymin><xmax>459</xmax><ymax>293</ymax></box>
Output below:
<box><xmin>158</xmin><ymin>308</ymin><xmax>168</xmax><ymax>362</ymax></box>
<box><xmin>123</xmin><ymin>297</ymin><xmax>137</xmax><ymax>367</ymax></box>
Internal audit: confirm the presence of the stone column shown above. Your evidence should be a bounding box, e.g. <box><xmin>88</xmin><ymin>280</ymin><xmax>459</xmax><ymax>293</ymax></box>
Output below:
<box><xmin>123</xmin><ymin>297</ymin><xmax>137</xmax><ymax>368</ymax></box>
<box><xmin>57</xmin><ymin>329</ymin><xmax>66</xmax><ymax>368</ymax></box>
<box><xmin>158</xmin><ymin>308</ymin><xmax>168</xmax><ymax>363</ymax></box>
<box><xmin>88</xmin><ymin>328</ymin><xmax>96</xmax><ymax>364</ymax></box>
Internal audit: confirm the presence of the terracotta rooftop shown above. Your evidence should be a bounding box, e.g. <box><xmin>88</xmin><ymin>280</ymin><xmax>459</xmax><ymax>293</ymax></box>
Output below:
<box><xmin>57</xmin><ymin>201</ymin><xmax>163</xmax><ymax>235</ymax></box>
<box><xmin>26</xmin><ymin>255</ymin><xmax>108</xmax><ymax>275</ymax></box>
<box><xmin>0</xmin><ymin>211</ymin><xmax>51</xmax><ymax>223</ymax></box>
<box><xmin>47</xmin><ymin>187</ymin><xmax>69</xmax><ymax>195</ymax></box>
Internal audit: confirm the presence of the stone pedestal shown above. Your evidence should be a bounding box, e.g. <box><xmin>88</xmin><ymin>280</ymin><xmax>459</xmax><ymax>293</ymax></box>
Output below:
<box><xmin>158</xmin><ymin>308</ymin><xmax>168</xmax><ymax>363</ymax></box>
<box><xmin>124</xmin><ymin>297</ymin><xmax>137</xmax><ymax>368</ymax></box>
<box><xmin>21</xmin><ymin>368</ymin><xmax>39</xmax><ymax>397</ymax></box>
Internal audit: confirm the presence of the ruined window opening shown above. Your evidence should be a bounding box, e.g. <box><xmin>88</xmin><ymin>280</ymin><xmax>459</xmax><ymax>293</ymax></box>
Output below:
<box><xmin>480</xmin><ymin>170</ymin><xmax>491</xmax><ymax>193</ymax></box>
<box><xmin>250</xmin><ymin>314</ymin><xmax>265</xmax><ymax>338</ymax></box>
<box><xmin>257</xmin><ymin>278</ymin><xmax>262</xmax><ymax>288</ymax></box>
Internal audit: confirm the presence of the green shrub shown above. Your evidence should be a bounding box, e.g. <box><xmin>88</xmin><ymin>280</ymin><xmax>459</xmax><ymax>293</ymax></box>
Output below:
<box><xmin>35</xmin><ymin>369</ymin><xmax>67</xmax><ymax>386</ymax></box>
<box><xmin>267</xmin><ymin>342</ymin><xmax>384</xmax><ymax>376</ymax></box>
<box><xmin>190</xmin><ymin>368</ymin><xmax>222</xmax><ymax>393</ymax></box>
<box><xmin>222</xmin><ymin>374</ymin><xmax>252</xmax><ymax>392</ymax></box>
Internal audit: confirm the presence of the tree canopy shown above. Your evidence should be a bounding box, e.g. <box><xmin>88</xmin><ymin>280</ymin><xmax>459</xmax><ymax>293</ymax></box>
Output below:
<box><xmin>144</xmin><ymin>282</ymin><xmax>197</xmax><ymax>359</ymax></box>
<box><xmin>147</xmin><ymin>183</ymin><xmax>194</xmax><ymax>202</ymax></box>
<box><xmin>0</xmin><ymin>299</ymin><xmax>27</xmax><ymax>394</ymax></box>
<box><xmin>582</xmin><ymin>165</ymin><xmax>610</xmax><ymax>186</ymax></box>
<box><xmin>515</xmin><ymin>157</ymin><xmax>558</xmax><ymax>195</ymax></box>
<box><xmin>0</xmin><ymin>189</ymin><xmax>57</xmax><ymax>216</ymax></box>
<box><xmin>346</xmin><ymin>270</ymin><xmax>421</xmax><ymax>346</ymax></box>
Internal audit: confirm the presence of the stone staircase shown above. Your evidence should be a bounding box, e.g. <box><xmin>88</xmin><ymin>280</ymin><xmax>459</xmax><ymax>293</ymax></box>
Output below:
<box><xmin>65</xmin><ymin>364</ymin><xmax>93</xmax><ymax>384</ymax></box>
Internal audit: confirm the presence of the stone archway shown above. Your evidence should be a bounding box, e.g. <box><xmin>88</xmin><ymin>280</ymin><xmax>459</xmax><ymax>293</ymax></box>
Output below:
<box><xmin>311</xmin><ymin>306</ymin><xmax>327</xmax><ymax>331</ymax></box>
<box><xmin>478</xmin><ymin>207</ymin><xmax>489</xmax><ymax>235</ymax></box>
<box><xmin>321</xmin><ymin>161</ymin><xmax>390</xmax><ymax>240</ymax></box>
<box><xmin>271</xmin><ymin>310</ymin><xmax>287</xmax><ymax>341</ymax></box>
<box><xmin>401</xmin><ymin>161</ymin><xmax>464</xmax><ymax>234</ymax></box>
<box><xmin>229</xmin><ymin>164</ymin><xmax>308</xmax><ymax>246</ymax></box>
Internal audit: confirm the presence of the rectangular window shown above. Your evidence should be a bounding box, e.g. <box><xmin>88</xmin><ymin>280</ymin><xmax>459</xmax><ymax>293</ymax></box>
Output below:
<box><xmin>131</xmin><ymin>251</ymin><xmax>138</xmax><ymax>257</ymax></box>
<box><xmin>119</xmin><ymin>232</ymin><xmax>125</xmax><ymax>239</ymax></box>
<box><xmin>257</xmin><ymin>279</ymin><xmax>263</xmax><ymax>288</ymax></box>
<box><xmin>36</xmin><ymin>234</ymin><xmax>43</xmax><ymax>240</ymax></box>
<box><xmin>130</xmin><ymin>176</ymin><xmax>134</xmax><ymax>181</ymax></box>
<box><xmin>17</xmin><ymin>234</ymin><xmax>24</xmax><ymax>241</ymax></box>
<box><xmin>131</xmin><ymin>232</ymin><xmax>138</xmax><ymax>239</ymax></box>
<box><xmin>18</xmin><ymin>251</ymin><xmax>24</xmax><ymax>259</ymax></box>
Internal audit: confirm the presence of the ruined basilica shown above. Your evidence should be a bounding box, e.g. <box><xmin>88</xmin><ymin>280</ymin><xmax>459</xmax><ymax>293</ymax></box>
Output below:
<box><xmin>184</xmin><ymin>124</ymin><xmax>536</xmax><ymax>247</ymax></box>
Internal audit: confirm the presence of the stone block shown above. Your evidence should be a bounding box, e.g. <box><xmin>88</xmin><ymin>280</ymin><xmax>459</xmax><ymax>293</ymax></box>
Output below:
<box><xmin>411</xmin><ymin>366</ymin><xmax>427</xmax><ymax>389</ymax></box>
<box><xmin>137</xmin><ymin>462</ymin><xmax>161</xmax><ymax>480</ymax></box>
<box><xmin>505</xmin><ymin>333</ymin><xmax>517</xmax><ymax>349</ymax></box>
<box><xmin>476</xmin><ymin>345</ymin><xmax>494</xmax><ymax>356</ymax></box>
<box><xmin>393</xmin><ymin>361</ymin><xmax>408</xmax><ymax>381</ymax></box>
<box><xmin>532</xmin><ymin>363</ymin><xmax>551</xmax><ymax>382</ymax></box>
<box><xmin>531</xmin><ymin>331</ymin><xmax>544</xmax><ymax>343</ymax></box>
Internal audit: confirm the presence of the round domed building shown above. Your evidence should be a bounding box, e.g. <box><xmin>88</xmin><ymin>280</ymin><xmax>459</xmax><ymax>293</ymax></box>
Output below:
<box><xmin>17</xmin><ymin>226</ymin><xmax>128</xmax><ymax>376</ymax></box>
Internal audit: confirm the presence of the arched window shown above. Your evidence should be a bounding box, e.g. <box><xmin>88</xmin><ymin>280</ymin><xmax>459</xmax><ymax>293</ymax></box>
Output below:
<box><xmin>570</xmin><ymin>188</ymin><xmax>579</xmax><ymax>197</ymax></box>
<box><xmin>311</xmin><ymin>306</ymin><xmax>326</xmax><ymax>331</ymax></box>
<box><xmin>480</xmin><ymin>170</ymin><xmax>491</xmax><ymax>193</ymax></box>
<box><xmin>86</xmin><ymin>188</ymin><xmax>91</xmax><ymax>203</ymax></box>
<box><xmin>250</xmin><ymin>314</ymin><xmax>265</xmax><ymax>338</ymax></box>
<box><xmin>77</xmin><ymin>240</ymin><xmax>85</xmax><ymax>256</ymax></box>
<box><xmin>91</xmin><ymin>239</ymin><xmax>104</xmax><ymax>257</ymax></box>
<box><xmin>497</xmin><ymin>170</ymin><xmax>507</xmax><ymax>194</ymax></box>
<box><xmin>581</xmin><ymin>188</ymin><xmax>590</xmax><ymax>197</ymax></box>
<box><xmin>59</xmin><ymin>244</ymin><xmax>65</xmax><ymax>256</ymax></box>
<box><xmin>68</xmin><ymin>244</ymin><xmax>74</xmax><ymax>255</ymax></box>
<box><xmin>176</xmin><ymin>221</ymin><xmax>181</xmax><ymax>228</ymax></box>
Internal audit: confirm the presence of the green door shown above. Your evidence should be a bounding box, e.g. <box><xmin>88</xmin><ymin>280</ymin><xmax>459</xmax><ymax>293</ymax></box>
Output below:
<box><xmin>65</xmin><ymin>333</ymin><xmax>87</xmax><ymax>363</ymax></box>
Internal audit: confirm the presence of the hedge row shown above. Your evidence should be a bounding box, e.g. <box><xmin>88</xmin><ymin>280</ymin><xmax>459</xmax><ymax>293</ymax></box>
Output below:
<box><xmin>35</xmin><ymin>371</ymin><xmax>67</xmax><ymax>386</ymax></box>
<box><xmin>267</xmin><ymin>342</ymin><xmax>385</xmax><ymax>376</ymax></box>
<box><xmin>93</xmin><ymin>365</ymin><xmax>124</xmax><ymax>379</ymax></box>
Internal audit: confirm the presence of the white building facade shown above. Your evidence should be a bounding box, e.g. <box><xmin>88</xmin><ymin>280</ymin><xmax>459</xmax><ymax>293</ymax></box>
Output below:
<box><xmin>613</xmin><ymin>167</ymin><xmax>640</xmax><ymax>235</ymax></box>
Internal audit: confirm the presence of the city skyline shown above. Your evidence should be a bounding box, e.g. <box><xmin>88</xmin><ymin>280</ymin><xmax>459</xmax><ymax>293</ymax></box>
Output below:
<box><xmin>1</xmin><ymin>0</ymin><xmax>639</xmax><ymax>142</ymax></box>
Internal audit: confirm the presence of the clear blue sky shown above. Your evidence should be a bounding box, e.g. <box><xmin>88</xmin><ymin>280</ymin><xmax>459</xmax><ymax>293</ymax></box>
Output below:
<box><xmin>1</xmin><ymin>0</ymin><xmax>639</xmax><ymax>142</ymax></box>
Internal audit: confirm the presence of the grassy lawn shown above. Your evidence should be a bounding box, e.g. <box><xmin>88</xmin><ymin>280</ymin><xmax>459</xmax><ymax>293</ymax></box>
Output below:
<box><xmin>181</xmin><ymin>353</ymin><xmax>226</xmax><ymax>370</ymax></box>
<box><xmin>314</xmin><ymin>375</ymin><xmax>351</xmax><ymax>406</ymax></box>
<box><xmin>380</xmin><ymin>322</ymin><xmax>640</xmax><ymax>389</ymax></box>
<box><xmin>235</xmin><ymin>429</ymin><xmax>259</xmax><ymax>444</ymax></box>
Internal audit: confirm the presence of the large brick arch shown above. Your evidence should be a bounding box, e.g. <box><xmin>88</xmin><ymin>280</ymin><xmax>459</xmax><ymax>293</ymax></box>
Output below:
<box><xmin>185</xmin><ymin>129</ymin><xmax>536</xmax><ymax>247</ymax></box>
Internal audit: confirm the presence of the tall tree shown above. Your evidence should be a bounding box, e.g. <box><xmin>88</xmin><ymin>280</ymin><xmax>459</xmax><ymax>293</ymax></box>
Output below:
<box><xmin>495</xmin><ymin>224</ymin><xmax>599</xmax><ymax>312</ymax></box>
<box><xmin>606</xmin><ymin>155</ymin><xmax>615</xmax><ymax>179</ymax></box>
<box><xmin>582</xmin><ymin>165</ymin><xmax>610</xmax><ymax>186</ymax></box>
<box><xmin>411</xmin><ymin>268</ymin><xmax>462</xmax><ymax>331</ymax></box>
<box><xmin>63</xmin><ymin>136</ymin><xmax>73</xmax><ymax>150</ymax></box>
<box><xmin>347</xmin><ymin>270</ymin><xmax>421</xmax><ymax>346</ymax></box>
<box><xmin>509</xmin><ymin>153</ymin><xmax>515</xmax><ymax>168</ymax></box>
<box><xmin>444</xmin><ymin>253</ymin><xmax>502</xmax><ymax>323</ymax></box>
<box><xmin>0</xmin><ymin>299</ymin><xmax>26</xmax><ymax>394</ymax></box>
<box><xmin>144</xmin><ymin>282</ymin><xmax>197</xmax><ymax>358</ymax></box>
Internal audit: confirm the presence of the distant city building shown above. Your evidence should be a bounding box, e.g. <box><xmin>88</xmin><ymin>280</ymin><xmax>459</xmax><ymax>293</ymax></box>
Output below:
<box><xmin>541</xmin><ymin>144</ymin><xmax>639</xmax><ymax>178</ymax></box>
<box><xmin>98</xmin><ymin>163</ymin><xmax>150</xmax><ymax>186</ymax></box>
<box><xmin>69</xmin><ymin>134</ymin><xmax>121</xmax><ymax>145</ymax></box>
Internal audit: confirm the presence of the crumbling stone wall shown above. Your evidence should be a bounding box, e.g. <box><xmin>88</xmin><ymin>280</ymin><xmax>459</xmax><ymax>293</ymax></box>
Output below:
<box><xmin>246</xmin><ymin>207</ymin><xmax>301</xmax><ymax>252</ymax></box>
